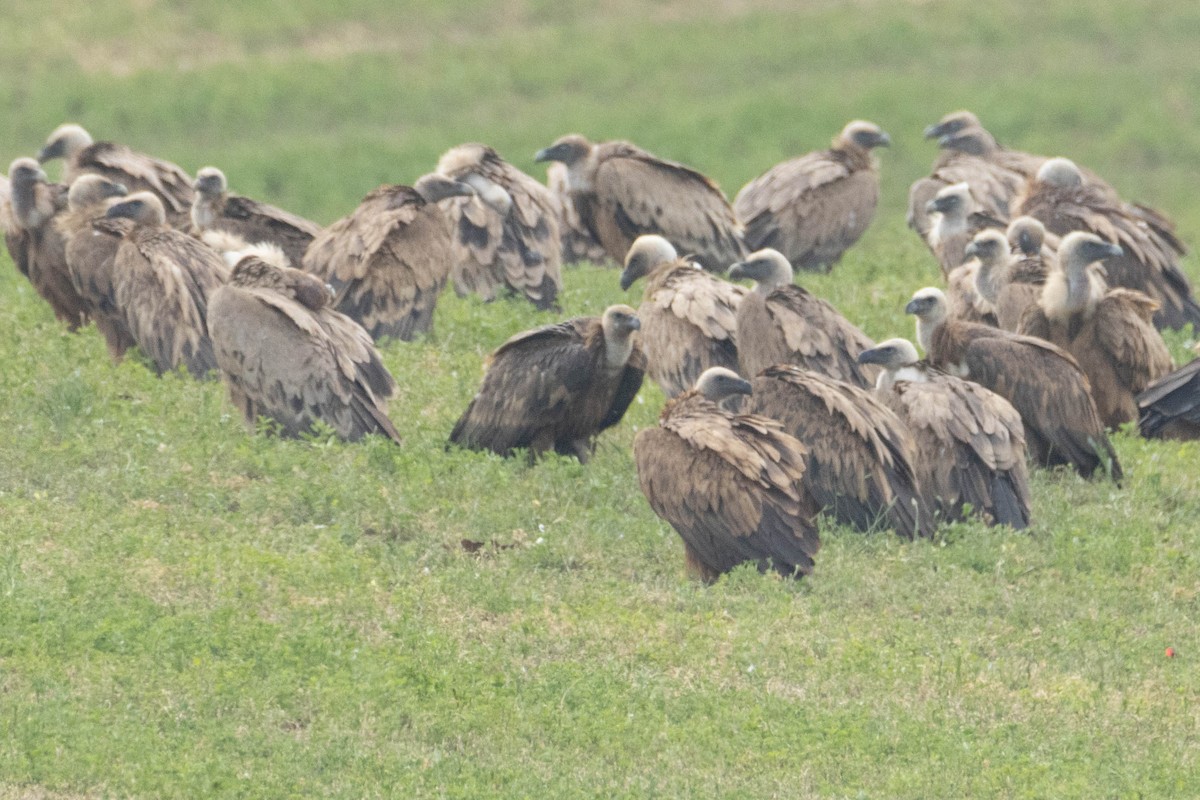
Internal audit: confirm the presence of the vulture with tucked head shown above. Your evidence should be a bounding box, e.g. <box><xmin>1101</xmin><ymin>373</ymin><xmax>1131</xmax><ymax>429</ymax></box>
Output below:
<box><xmin>728</xmin><ymin>248</ymin><xmax>878</xmax><ymax>387</ymax></box>
<box><xmin>1137</xmin><ymin>357</ymin><xmax>1200</xmax><ymax>440</ymax></box>
<box><xmin>734</xmin><ymin>120</ymin><xmax>890</xmax><ymax>272</ymax></box>
<box><xmin>4</xmin><ymin>158</ymin><xmax>89</xmax><ymax>330</ymax></box>
<box><xmin>208</xmin><ymin>253</ymin><xmax>401</xmax><ymax>443</ymax></box>
<box><xmin>924</xmin><ymin>181</ymin><xmax>1006</xmax><ymax>277</ymax></box>
<box><xmin>37</xmin><ymin>123</ymin><xmax>194</xmax><ymax>228</ymax></box>
<box><xmin>449</xmin><ymin>305</ymin><xmax>645</xmax><ymax>463</ymax></box>
<box><xmin>619</xmin><ymin>235</ymin><xmax>744</xmax><ymax>398</ymax></box>
<box><xmin>103</xmin><ymin>192</ymin><xmax>229</xmax><ymax>378</ymax></box>
<box><xmin>634</xmin><ymin>367</ymin><xmax>821</xmax><ymax>583</ymax></box>
<box><xmin>906</xmin><ymin>287</ymin><xmax>1121</xmax><ymax>481</ymax></box>
<box><xmin>191</xmin><ymin>167</ymin><xmax>321</xmax><ymax>269</ymax></box>
<box><xmin>1014</xmin><ymin>157</ymin><xmax>1199</xmax><ymax>330</ymax></box>
<box><xmin>535</xmin><ymin>134</ymin><xmax>745</xmax><ymax>272</ymax></box>
<box><xmin>858</xmin><ymin>338</ymin><xmax>1032</xmax><ymax>530</ymax></box>
<box><xmin>303</xmin><ymin>174</ymin><xmax>473</xmax><ymax>342</ymax></box>
<box><xmin>545</xmin><ymin>161</ymin><xmax>611</xmax><ymax>266</ymax></box>
<box><xmin>1018</xmin><ymin>232</ymin><xmax>1173</xmax><ymax>429</ymax></box>
<box><xmin>746</xmin><ymin>365</ymin><xmax>933</xmax><ymax>538</ymax></box>
<box><xmin>436</xmin><ymin>143</ymin><xmax>562</xmax><ymax>311</ymax></box>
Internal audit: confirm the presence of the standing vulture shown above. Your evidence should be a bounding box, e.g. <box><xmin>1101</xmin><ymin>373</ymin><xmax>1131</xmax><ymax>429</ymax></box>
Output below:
<box><xmin>1014</xmin><ymin>157</ymin><xmax>1200</xmax><ymax>330</ymax></box>
<box><xmin>1137</xmin><ymin>358</ymin><xmax>1200</xmax><ymax>440</ymax></box>
<box><xmin>449</xmin><ymin>305</ymin><xmax>645</xmax><ymax>463</ymax></box>
<box><xmin>546</xmin><ymin>161</ymin><xmax>611</xmax><ymax>266</ymax></box>
<box><xmin>436</xmin><ymin>143</ymin><xmax>562</xmax><ymax>311</ymax></box>
<box><xmin>728</xmin><ymin>248</ymin><xmax>878</xmax><ymax>387</ymax></box>
<box><xmin>746</xmin><ymin>365</ymin><xmax>933</xmax><ymax>538</ymax></box>
<box><xmin>191</xmin><ymin>167</ymin><xmax>322</xmax><ymax>269</ymax></box>
<box><xmin>103</xmin><ymin>192</ymin><xmax>229</xmax><ymax>378</ymax></box>
<box><xmin>302</xmin><ymin>175</ymin><xmax>473</xmax><ymax>342</ymax></box>
<box><xmin>633</xmin><ymin>367</ymin><xmax>821</xmax><ymax>583</ymax></box>
<box><xmin>1018</xmin><ymin>232</ymin><xmax>1173</xmax><ymax>429</ymax></box>
<box><xmin>619</xmin><ymin>235</ymin><xmax>744</xmax><ymax>398</ymax></box>
<box><xmin>4</xmin><ymin>158</ymin><xmax>89</xmax><ymax>330</ymax></box>
<box><xmin>906</xmin><ymin>287</ymin><xmax>1121</xmax><ymax>481</ymax></box>
<box><xmin>924</xmin><ymin>181</ymin><xmax>1006</xmax><ymax>278</ymax></box>
<box><xmin>534</xmin><ymin>134</ymin><xmax>745</xmax><ymax>271</ymax></box>
<box><xmin>208</xmin><ymin>253</ymin><xmax>401</xmax><ymax>443</ymax></box>
<box><xmin>858</xmin><ymin>338</ymin><xmax>1032</xmax><ymax>530</ymax></box>
<box><xmin>36</xmin><ymin>123</ymin><xmax>194</xmax><ymax>228</ymax></box>
<box><xmin>734</xmin><ymin>120</ymin><xmax>890</xmax><ymax>272</ymax></box>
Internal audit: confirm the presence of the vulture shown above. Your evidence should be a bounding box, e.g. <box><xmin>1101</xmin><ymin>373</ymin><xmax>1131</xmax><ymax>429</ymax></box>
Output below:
<box><xmin>745</xmin><ymin>365</ymin><xmax>933</xmax><ymax>539</ymax></box>
<box><xmin>924</xmin><ymin>181</ymin><xmax>1006</xmax><ymax>277</ymax></box>
<box><xmin>619</xmin><ymin>235</ymin><xmax>744</xmax><ymax>398</ymax></box>
<box><xmin>1018</xmin><ymin>232</ymin><xmax>1173</xmax><ymax>429</ymax></box>
<box><xmin>37</xmin><ymin>123</ymin><xmax>194</xmax><ymax>228</ymax></box>
<box><xmin>633</xmin><ymin>367</ymin><xmax>821</xmax><ymax>583</ymax></box>
<box><xmin>208</xmin><ymin>253</ymin><xmax>402</xmax><ymax>443</ymax></box>
<box><xmin>858</xmin><ymin>338</ymin><xmax>1032</xmax><ymax>530</ymax></box>
<box><xmin>4</xmin><ymin>158</ymin><xmax>89</xmax><ymax>330</ymax></box>
<box><xmin>436</xmin><ymin>143</ymin><xmax>562</xmax><ymax>311</ymax></box>
<box><xmin>734</xmin><ymin>120</ymin><xmax>890</xmax><ymax>272</ymax></box>
<box><xmin>906</xmin><ymin>287</ymin><xmax>1121</xmax><ymax>481</ymax></box>
<box><xmin>728</xmin><ymin>248</ymin><xmax>878</xmax><ymax>387</ymax></box>
<box><xmin>103</xmin><ymin>192</ymin><xmax>229</xmax><ymax>378</ymax></box>
<box><xmin>1014</xmin><ymin>157</ymin><xmax>1200</xmax><ymax>330</ymax></box>
<box><xmin>945</xmin><ymin>257</ymin><xmax>998</xmax><ymax>328</ymax></box>
<box><xmin>971</xmin><ymin>218</ymin><xmax>1051</xmax><ymax>332</ymax></box>
<box><xmin>302</xmin><ymin>174</ymin><xmax>473</xmax><ymax>341</ymax></box>
<box><xmin>191</xmin><ymin>167</ymin><xmax>322</xmax><ymax>268</ymax></box>
<box><xmin>448</xmin><ymin>304</ymin><xmax>645</xmax><ymax>463</ymax></box>
<box><xmin>534</xmin><ymin>134</ymin><xmax>745</xmax><ymax>271</ymax></box>
<box><xmin>546</xmin><ymin>161</ymin><xmax>610</xmax><ymax>266</ymax></box>
<box><xmin>1137</xmin><ymin>358</ymin><xmax>1200</xmax><ymax>441</ymax></box>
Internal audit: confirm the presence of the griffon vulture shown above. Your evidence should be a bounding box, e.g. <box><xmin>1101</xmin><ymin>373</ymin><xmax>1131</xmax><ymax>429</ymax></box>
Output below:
<box><xmin>1018</xmin><ymin>232</ymin><xmax>1173</xmax><ymax>428</ymax></box>
<box><xmin>858</xmin><ymin>338</ymin><xmax>1032</xmax><ymax>529</ymax></box>
<box><xmin>734</xmin><ymin>120</ymin><xmax>890</xmax><ymax>272</ymax></box>
<box><xmin>449</xmin><ymin>305</ymin><xmax>645</xmax><ymax>463</ymax></box>
<box><xmin>37</xmin><ymin>123</ymin><xmax>194</xmax><ymax>228</ymax></box>
<box><xmin>619</xmin><ymin>235</ymin><xmax>744</xmax><ymax>398</ymax></box>
<box><xmin>302</xmin><ymin>175</ymin><xmax>473</xmax><ymax>341</ymax></box>
<box><xmin>1014</xmin><ymin>157</ymin><xmax>1200</xmax><ymax>330</ymax></box>
<box><xmin>924</xmin><ymin>181</ymin><xmax>1007</xmax><ymax>277</ymax></box>
<box><xmin>546</xmin><ymin>161</ymin><xmax>611</xmax><ymax>266</ymax></box>
<box><xmin>746</xmin><ymin>365</ymin><xmax>933</xmax><ymax>538</ymax></box>
<box><xmin>728</xmin><ymin>248</ymin><xmax>878</xmax><ymax>387</ymax></box>
<box><xmin>191</xmin><ymin>167</ymin><xmax>321</xmax><ymax>268</ymax></box>
<box><xmin>208</xmin><ymin>254</ymin><xmax>401</xmax><ymax>443</ymax></box>
<box><xmin>906</xmin><ymin>287</ymin><xmax>1121</xmax><ymax>481</ymax></box>
<box><xmin>970</xmin><ymin>218</ymin><xmax>1052</xmax><ymax>331</ymax></box>
<box><xmin>436</xmin><ymin>143</ymin><xmax>562</xmax><ymax>311</ymax></box>
<box><xmin>1137</xmin><ymin>358</ymin><xmax>1200</xmax><ymax>440</ymax></box>
<box><xmin>534</xmin><ymin>134</ymin><xmax>745</xmax><ymax>271</ymax></box>
<box><xmin>633</xmin><ymin>367</ymin><xmax>821</xmax><ymax>583</ymax></box>
<box><xmin>103</xmin><ymin>192</ymin><xmax>229</xmax><ymax>378</ymax></box>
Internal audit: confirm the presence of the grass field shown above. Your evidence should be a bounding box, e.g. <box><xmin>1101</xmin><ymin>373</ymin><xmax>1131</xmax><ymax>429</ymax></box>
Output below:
<box><xmin>2</xmin><ymin>2</ymin><xmax>1200</xmax><ymax>797</ymax></box>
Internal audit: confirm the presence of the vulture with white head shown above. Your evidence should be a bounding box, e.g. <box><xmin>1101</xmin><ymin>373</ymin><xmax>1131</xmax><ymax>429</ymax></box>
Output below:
<box><xmin>191</xmin><ymin>167</ymin><xmax>321</xmax><ymax>268</ymax></box>
<box><xmin>969</xmin><ymin>218</ymin><xmax>1052</xmax><ymax>332</ymax></box>
<box><xmin>924</xmin><ymin>181</ymin><xmax>1007</xmax><ymax>277</ymax></box>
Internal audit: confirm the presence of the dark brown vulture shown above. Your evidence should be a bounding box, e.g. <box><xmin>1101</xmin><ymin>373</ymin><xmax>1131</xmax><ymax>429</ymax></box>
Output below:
<box><xmin>37</xmin><ymin>123</ymin><xmax>194</xmax><ymax>228</ymax></box>
<box><xmin>745</xmin><ymin>365</ymin><xmax>933</xmax><ymax>539</ymax></box>
<box><xmin>905</xmin><ymin>287</ymin><xmax>1121</xmax><ymax>481</ymax></box>
<box><xmin>103</xmin><ymin>192</ymin><xmax>229</xmax><ymax>378</ymax></box>
<box><xmin>190</xmin><ymin>167</ymin><xmax>321</xmax><ymax>269</ymax></box>
<box><xmin>546</xmin><ymin>161</ymin><xmax>611</xmax><ymax>266</ymax></box>
<box><xmin>858</xmin><ymin>338</ymin><xmax>1032</xmax><ymax>530</ymax></box>
<box><xmin>1018</xmin><ymin>232</ymin><xmax>1173</xmax><ymax>429</ymax></box>
<box><xmin>4</xmin><ymin>158</ymin><xmax>89</xmax><ymax>330</ymax></box>
<box><xmin>633</xmin><ymin>367</ymin><xmax>821</xmax><ymax>583</ymax></box>
<box><xmin>302</xmin><ymin>174</ymin><xmax>473</xmax><ymax>342</ymax></box>
<box><xmin>728</xmin><ymin>248</ymin><xmax>878</xmax><ymax>387</ymax></box>
<box><xmin>924</xmin><ymin>181</ymin><xmax>1007</xmax><ymax>277</ymax></box>
<box><xmin>534</xmin><ymin>134</ymin><xmax>746</xmax><ymax>271</ymax></box>
<box><xmin>1014</xmin><ymin>157</ymin><xmax>1200</xmax><ymax>330</ymax></box>
<box><xmin>1137</xmin><ymin>357</ymin><xmax>1200</xmax><ymax>440</ymax></box>
<box><xmin>449</xmin><ymin>305</ymin><xmax>645</xmax><ymax>462</ymax></box>
<box><xmin>436</xmin><ymin>143</ymin><xmax>562</xmax><ymax>311</ymax></box>
<box><xmin>207</xmin><ymin>254</ymin><xmax>401</xmax><ymax>443</ymax></box>
<box><xmin>619</xmin><ymin>235</ymin><xmax>744</xmax><ymax>398</ymax></box>
<box><xmin>733</xmin><ymin>120</ymin><xmax>890</xmax><ymax>272</ymax></box>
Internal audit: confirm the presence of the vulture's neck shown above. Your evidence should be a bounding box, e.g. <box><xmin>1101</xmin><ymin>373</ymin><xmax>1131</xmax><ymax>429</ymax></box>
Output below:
<box><xmin>915</xmin><ymin>314</ymin><xmax>943</xmax><ymax>356</ymax></box>
<box><xmin>974</xmin><ymin>257</ymin><xmax>1005</xmax><ymax>304</ymax></box>
<box><xmin>603</xmin><ymin>333</ymin><xmax>634</xmax><ymax>370</ymax></box>
<box><xmin>191</xmin><ymin>195</ymin><xmax>220</xmax><ymax>231</ymax></box>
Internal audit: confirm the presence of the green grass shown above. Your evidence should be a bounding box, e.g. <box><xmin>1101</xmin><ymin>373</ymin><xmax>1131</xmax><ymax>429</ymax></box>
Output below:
<box><xmin>3</xmin><ymin>2</ymin><xmax>1200</xmax><ymax>797</ymax></box>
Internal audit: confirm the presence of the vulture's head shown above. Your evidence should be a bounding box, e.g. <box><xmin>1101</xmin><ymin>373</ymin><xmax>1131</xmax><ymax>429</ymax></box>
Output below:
<box><xmin>104</xmin><ymin>191</ymin><xmax>168</xmax><ymax>226</ymax></box>
<box><xmin>1006</xmin><ymin>216</ymin><xmax>1046</xmax><ymax>256</ymax></box>
<box><xmin>413</xmin><ymin>173</ymin><xmax>475</xmax><ymax>204</ymax></box>
<box><xmin>964</xmin><ymin>229</ymin><xmax>1009</xmax><ymax>266</ymax></box>
<box><xmin>935</xmin><ymin>125</ymin><xmax>999</xmax><ymax>157</ymax></box>
<box><xmin>694</xmin><ymin>367</ymin><xmax>753</xmax><ymax>403</ymax></box>
<box><xmin>37</xmin><ymin>123</ymin><xmax>94</xmax><ymax>163</ymax></box>
<box><xmin>857</xmin><ymin>338</ymin><xmax>921</xmax><ymax>370</ymax></box>
<box><xmin>620</xmin><ymin>234</ymin><xmax>678</xmax><ymax>290</ymax></box>
<box><xmin>193</xmin><ymin>167</ymin><xmax>227</xmax><ymax>199</ymax></box>
<box><xmin>839</xmin><ymin>120</ymin><xmax>891</xmax><ymax>151</ymax></box>
<box><xmin>923</xmin><ymin>110</ymin><xmax>981</xmax><ymax>141</ymax></box>
<box><xmin>8</xmin><ymin>157</ymin><xmax>47</xmax><ymax>190</ymax></box>
<box><xmin>601</xmin><ymin>304</ymin><xmax>641</xmax><ymax>338</ymax></box>
<box><xmin>1037</xmin><ymin>157</ymin><xmax>1083</xmax><ymax>189</ymax></box>
<box><xmin>436</xmin><ymin>143</ymin><xmax>497</xmax><ymax>177</ymax></box>
<box><xmin>728</xmin><ymin>249</ymin><xmax>793</xmax><ymax>291</ymax></box>
<box><xmin>925</xmin><ymin>182</ymin><xmax>971</xmax><ymax>219</ymax></box>
<box><xmin>67</xmin><ymin>174</ymin><xmax>127</xmax><ymax>211</ymax></box>
<box><xmin>1058</xmin><ymin>231</ymin><xmax>1123</xmax><ymax>274</ymax></box>
<box><xmin>7</xmin><ymin>158</ymin><xmax>49</xmax><ymax>226</ymax></box>
<box><xmin>534</xmin><ymin>134</ymin><xmax>593</xmax><ymax>167</ymax></box>
<box><xmin>905</xmin><ymin>287</ymin><xmax>949</xmax><ymax>323</ymax></box>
